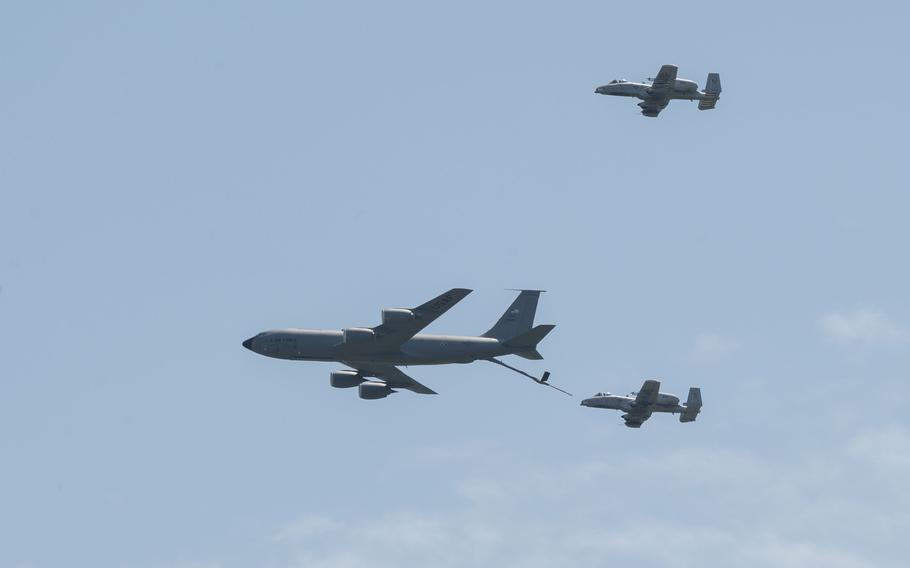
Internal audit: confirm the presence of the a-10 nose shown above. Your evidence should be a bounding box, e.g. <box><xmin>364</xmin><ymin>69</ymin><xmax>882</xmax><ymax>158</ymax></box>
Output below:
<box><xmin>242</xmin><ymin>337</ymin><xmax>254</xmax><ymax>351</ymax></box>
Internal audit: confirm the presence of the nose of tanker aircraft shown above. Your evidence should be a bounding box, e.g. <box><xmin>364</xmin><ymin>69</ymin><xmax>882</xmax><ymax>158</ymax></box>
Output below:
<box><xmin>242</xmin><ymin>337</ymin><xmax>254</xmax><ymax>351</ymax></box>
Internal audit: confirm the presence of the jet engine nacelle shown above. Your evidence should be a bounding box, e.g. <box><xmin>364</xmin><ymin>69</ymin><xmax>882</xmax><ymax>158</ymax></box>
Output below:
<box><xmin>342</xmin><ymin>327</ymin><xmax>375</xmax><ymax>345</ymax></box>
<box><xmin>330</xmin><ymin>370</ymin><xmax>365</xmax><ymax>389</ymax></box>
<box><xmin>674</xmin><ymin>79</ymin><xmax>698</xmax><ymax>92</ymax></box>
<box><xmin>358</xmin><ymin>381</ymin><xmax>396</xmax><ymax>400</ymax></box>
<box><xmin>381</xmin><ymin>308</ymin><xmax>415</xmax><ymax>325</ymax></box>
<box><xmin>657</xmin><ymin>393</ymin><xmax>680</xmax><ymax>406</ymax></box>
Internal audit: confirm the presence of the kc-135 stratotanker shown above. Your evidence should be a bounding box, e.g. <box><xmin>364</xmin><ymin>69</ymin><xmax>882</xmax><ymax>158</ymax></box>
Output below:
<box><xmin>243</xmin><ymin>288</ymin><xmax>570</xmax><ymax>399</ymax></box>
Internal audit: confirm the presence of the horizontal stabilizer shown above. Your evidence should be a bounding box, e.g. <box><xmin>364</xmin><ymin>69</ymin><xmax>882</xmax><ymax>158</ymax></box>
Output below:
<box><xmin>679</xmin><ymin>410</ymin><xmax>699</xmax><ymax>422</ymax></box>
<box><xmin>515</xmin><ymin>349</ymin><xmax>544</xmax><ymax>360</ymax></box>
<box><xmin>698</xmin><ymin>96</ymin><xmax>719</xmax><ymax>111</ymax></box>
<box><xmin>504</xmin><ymin>324</ymin><xmax>555</xmax><ymax>349</ymax></box>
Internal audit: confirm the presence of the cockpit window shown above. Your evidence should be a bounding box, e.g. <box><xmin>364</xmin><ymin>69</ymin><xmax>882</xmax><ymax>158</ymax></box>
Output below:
<box><xmin>609</xmin><ymin>80</ymin><xmax>618</xmax><ymax>84</ymax></box>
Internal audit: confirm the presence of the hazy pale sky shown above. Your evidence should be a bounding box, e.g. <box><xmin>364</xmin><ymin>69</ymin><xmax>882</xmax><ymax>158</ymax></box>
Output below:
<box><xmin>2</xmin><ymin>1</ymin><xmax>908</xmax><ymax>567</ymax></box>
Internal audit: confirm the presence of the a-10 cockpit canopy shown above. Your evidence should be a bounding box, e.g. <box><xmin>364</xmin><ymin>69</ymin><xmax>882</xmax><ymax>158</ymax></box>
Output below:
<box><xmin>608</xmin><ymin>79</ymin><xmax>627</xmax><ymax>84</ymax></box>
<box><xmin>593</xmin><ymin>392</ymin><xmax>612</xmax><ymax>396</ymax></box>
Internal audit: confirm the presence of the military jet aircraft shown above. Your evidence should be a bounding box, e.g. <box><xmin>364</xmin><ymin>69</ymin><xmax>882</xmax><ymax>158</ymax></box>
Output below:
<box><xmin>595</xmin><ymin>64</ymin><xmax>721</xmax><ymax>117</ymax></box>
<box><xmin>581</xmin><ymin>379</ymin><xmax>702</xmax><ymax>427</ymax></box>
<box><xmin>242</xmin><ymin>288</ymin><xmax>567</xmax><ymax>399</ymax></box>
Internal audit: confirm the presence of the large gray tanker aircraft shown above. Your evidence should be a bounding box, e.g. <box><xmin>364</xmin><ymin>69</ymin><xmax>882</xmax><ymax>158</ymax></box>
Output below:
<box><xmin>595</xmin><ymin>64</ymin><xmax>721</xmax><ymax>117</ymax></box>
<box><xmin>581</xmin><ymin>379</ymin><xmax>702</xmax><ymax>427</ymax></box>
<box><xmin>243</xmin><ymin>288</ymin><xmax>567</xmax><ymax>399</ymax></box>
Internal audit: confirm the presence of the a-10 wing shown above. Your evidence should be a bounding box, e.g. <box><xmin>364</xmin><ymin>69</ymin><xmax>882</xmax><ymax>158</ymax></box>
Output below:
<box><xmin>370</xmin><ymin>288</ymin><xmax>473</xmax><ymax>350</ymax></box>
<box><xmin>633</xmin><ymin>379</ymin><xmax>661</xmax><ymax>406</ymax></box>
<box><xmin>638</xmin><ymin>99</ymin><xmax>669</xmax><ymax>117</ymax></box>
<box><xmin>622</xmin><ymin>379</ymin><xmax>661</xmax><ymax>426</ymax></box>
<box><xmin>649</xmin><ymin>64</ymin><xmax>678</xmax><ymax>92</ymax></box>
<box><xmin>638</xmin><ymin>64</ymin><xmax>677</xmax><ymax>116</ymax></box>
<box><xmin>622</xmin><ymin>411</ymin><xmax>652</xmax><ymax>427</ymax></box>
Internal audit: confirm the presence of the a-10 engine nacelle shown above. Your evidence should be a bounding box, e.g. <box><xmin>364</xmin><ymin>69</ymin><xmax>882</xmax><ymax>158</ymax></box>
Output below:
<box><xmin>330</xmin><ymin>370</ymin><xmax>365</xmax><ymax>389</ymax></box>
<box><xmin>657</xmin><ymin>393</ymin><xmax>680</xmax><ymax>406</ymax></box>
<box><xmin>358</xmin><ymin>381</ymin><xmax>395</xmax><ymax>400</ymax></box>
<box><xmin>381</xmin><ymin>308</ymin><xmax>415</xmax><ymax>325</ymax></box>
<box><xmin>342</xmin><ymin>327</ymin><xmax>375</xmax><ymax>345</ymax></box>
<box><xmin>674</xmin><ymin>79</ymin><xmax>698</xmax><ymax>92</ymax></box>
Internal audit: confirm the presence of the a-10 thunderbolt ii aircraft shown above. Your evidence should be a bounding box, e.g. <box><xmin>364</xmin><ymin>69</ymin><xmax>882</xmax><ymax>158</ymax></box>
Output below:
<box><xmin>242</xmin><ymin>288</ymin><xmax>569</xmax><ymax>399</ymax></box>
<box><xmin>581</xmin><ymin>379</ymin><xmax>702</xmax><ymax>427</ymax></box>
<box><xmin>595</xmin><ymin>64</ymin><xmax>721</xmax><ymax>117</ymax></box>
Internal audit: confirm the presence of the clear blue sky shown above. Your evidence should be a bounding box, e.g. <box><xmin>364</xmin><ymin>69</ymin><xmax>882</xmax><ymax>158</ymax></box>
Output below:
<box><xmin>2</xmin><ymin>1</ymin><xmax>908</xmax><ymax>567</ymax></box>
